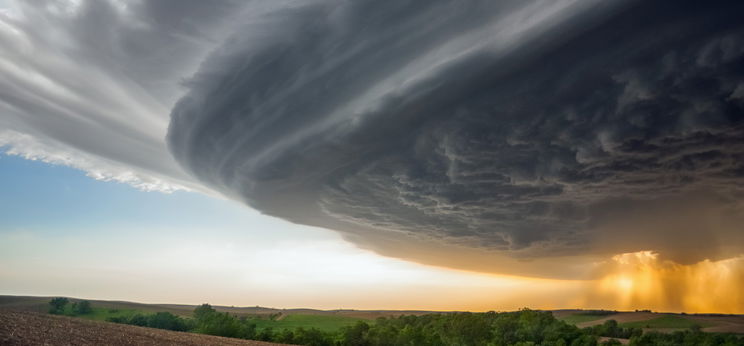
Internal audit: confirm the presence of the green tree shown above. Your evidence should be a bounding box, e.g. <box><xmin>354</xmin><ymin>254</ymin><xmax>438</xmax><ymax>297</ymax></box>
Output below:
<box><xmin>193</xmin><ymin>303</ymin><xmax>216</xmax><ymax>321</ymax></box>
<box><xmin>293</xmin><ymin>327</ymin><xmax>333</xmax><ymax>346</ymax></box>
<box><xmin>73</xmin><ymin>300</ymin><xmax>92</xmax><ymax>315</ymax></box>
<box><xmin>147</xmin><ymin>312</ymin><xmax>190</xmax><ymax>331</ymax></box>
<box><xmin>48</xmin><ymin>297</ymin><xmax>69</xmax><ymax>314</ymax></box>
<box><xmin>340</xmin><ymin>321</ymin><xmax>371</xmax><ymax>346</ymax></box>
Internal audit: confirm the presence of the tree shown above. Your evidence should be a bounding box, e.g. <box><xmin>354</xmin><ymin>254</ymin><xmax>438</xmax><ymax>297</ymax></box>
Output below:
<box><xmin>148</xmin><ymin>312</ymin><xmax>190</xmax><ymax>331</ymax></box>
<box><xmin>73</xmin><ymin>300</ymin><xmax>93</xmax><ymax>315</ymax></box>
<box><xmin>340</xmin><ymin>321</ymin><xmax>371</xmax><ymax>346</ymax></box>
<box><xmin>600</xmin><ymin>339</ymin><xmax>622</xmax><ymax>346</ymax></box>
<box><xmin>193</xmin><ymin>303</ymin><xmax>216</xmax><ymax>321</ymax></box>
<box><xmin>48</xmin><ymin>297</ymin><xmax>69</xmax><ymax>314</ymax></box>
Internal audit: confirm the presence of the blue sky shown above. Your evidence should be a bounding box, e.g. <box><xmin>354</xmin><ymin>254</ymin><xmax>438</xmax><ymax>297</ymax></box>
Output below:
<box><xmin>0</xmin><ymin>152</ymin><xmax>319</xmax><ymax>241</ymax></box>
<box><xmin>0</xmin><ymin>153</ymin><xmax>250</xmax><ymax>233</ymax></box>
<box><xmin>0</xmin><ymin>153</ymin><xmax>554</xmax><ymax>311</ymax></box>
<box><xmin>0</xmin><ymin>151</ymin><xmax>338</xmax><ymax>259</ymax></box>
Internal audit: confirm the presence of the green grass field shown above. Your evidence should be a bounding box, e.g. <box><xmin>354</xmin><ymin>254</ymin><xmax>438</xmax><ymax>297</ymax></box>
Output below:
<box><xmin>619</xmin><ymin>315</ymin><xmax>714</xmax><ymax>329</ymax></box>
<box><xmin>558</xmin><ymin>313</ymin><xmax>610</xmax><ymax>325</ymax></box>
<box><xmin>51</xmin><ymin>301</ymin><xmax>366</xmax><ymax>332</ymax></box>
<box><xmin>58</xmin><ymin>306</ymin><xmax>143</xmax><ymax>321</ymax></box>
<box><xmin>249</xmin><ymin>314</ymin><xmax>366</xmax><ymax>332</ymax></box>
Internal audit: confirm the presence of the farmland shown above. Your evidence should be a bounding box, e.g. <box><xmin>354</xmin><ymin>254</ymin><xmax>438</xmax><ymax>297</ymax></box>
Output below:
<box><xmin>0</xmin><ymin>310</ymin><xmax>289</xmax><ymax>346</ymax></box>
<box><xmin>3</xmin><ymin>296</ymin><xmax>744</xmax><ymax>345</ymax></box>
<box><xmin>555</xmin><ymin>310</ymin><xmax>618</xmax><ymax>325</ymax></box>
<box><xmin>556</xmin><ymin>309</ymin><xmax>744</xmax><ymax>334</ymax></box>
<box><xmin>619</xmin><ymin>315</ymin><xmax>715</xmax><ymax>329</ymax></box>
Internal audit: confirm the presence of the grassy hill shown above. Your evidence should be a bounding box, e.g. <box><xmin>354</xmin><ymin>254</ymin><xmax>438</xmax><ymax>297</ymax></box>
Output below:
<box><xmin>554</xmin><ymin>309</ymin><xmax>744</xmax><ymax>334</ymax></box>
<box><xmin>3</xmin><ymin>297</ymin><xmax>744</xmax><ymax>346</ymax></box>
<box><xmin>619</xmin><ymin>315</ymin><xmax>716</xmax><ymax>329</ymax></box>
<box><xmin>0</xmin><ymin>295</ymin><xmax>426</xmax><ymax>333</ymax></box>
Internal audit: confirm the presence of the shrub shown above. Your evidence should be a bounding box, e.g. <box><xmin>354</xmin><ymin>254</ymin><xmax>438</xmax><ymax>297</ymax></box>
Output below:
<box><xmin>73</xmin><ymin>300</ymin><xmax>92</xmax><ymax>315</ymax></box>
<box><xmin>48</xmin><ymin>297</ymin><xmax>69</xmax><ymax>314</ymax></box>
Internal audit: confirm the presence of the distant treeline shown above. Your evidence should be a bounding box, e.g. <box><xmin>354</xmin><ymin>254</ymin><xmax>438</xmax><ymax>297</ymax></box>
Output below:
<box><xmin>48</xmin><ymin>297</ymin><xmax>92</xmax><ymax>316</ymax></box>
<box><xmin>48</xmin><ymin>299</ymin><xmax>744</xmax><ymax>346</ymax></box>
<box><xmin>575</xmin><ymin>310</ymin><xmax>618</xmax><ymax>316</ymax></box>
<box><xmin>107</xmin><ymin>312</ymin><xmax>192</xmax><ymax>332</ymax></box>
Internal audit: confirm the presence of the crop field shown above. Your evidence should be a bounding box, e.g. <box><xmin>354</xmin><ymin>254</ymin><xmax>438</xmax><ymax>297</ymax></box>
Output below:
<box><xmin>558</xmin><ymin>313</ymin><xmax>612</xmax><ymax>325</ymax></box>
<box><xmin>554</xmin><ymin>310</ymin><xmax>743</xmax><ymax>334</ymax></box>
<box><xmin>619</xmin><ymin>315</ymin><xmax>715</xmax><ymax>329</ymax></box>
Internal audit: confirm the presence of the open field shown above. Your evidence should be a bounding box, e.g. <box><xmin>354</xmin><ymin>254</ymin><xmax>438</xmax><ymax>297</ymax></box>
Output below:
<box><xmin>3</xmin><ymin>296</ymin><xmax>744</xmax><ymax>335</ymax></box>
<box><xmin>0</xmin><ymin>295</ymin><xmax>194</xmax><ymax>317</ymax></box>
<box><xmin>619</xmin><ymin>315</ymin><xmax>715</xmax><ymax>329</ymax></box>
<box><xmin>0</xmin><ymin>295</ymin><xmax>429</xmax><ymax>333</ymax></box>
<box><xmin>555</xmin><ymin>309</ymin><xmax>744</xmax><ymax>334</ymax></box>
<box><xmin>0</xmin><ymin>310</ymin><xmax>291</xmax><ymax>346</ymax></box>
<box><xmin>557</xmin><ymin>313</ymin><xmax>608</xmax><ymax>325</ymax></box>
<box><xmin>553</xmin><ymin>310</ymin><xmax>617</xmax><ymax>325</ymax></box>
<box><xmin>0</xmin><ymin>295</ymin><xmax>430</xmax><ymax>320</ymax></box>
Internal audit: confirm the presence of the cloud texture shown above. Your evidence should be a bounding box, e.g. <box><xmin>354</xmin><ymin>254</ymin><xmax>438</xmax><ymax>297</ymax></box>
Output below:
<box><xmin>0</xmin><ymin>0</ymin><xmax>245</xmax><ymax>191</ymax></box>
<box><xmin>168</xmin><ymin>0</ymin><xmax>744</xmax><ymax>277</ymax></box>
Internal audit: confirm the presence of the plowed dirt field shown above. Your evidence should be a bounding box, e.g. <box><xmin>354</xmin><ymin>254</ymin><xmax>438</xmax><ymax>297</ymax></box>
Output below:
<box><xmin>0</xmin><ymin>310</ymin><xmax>293</xmax><ymax>346</ymax></box>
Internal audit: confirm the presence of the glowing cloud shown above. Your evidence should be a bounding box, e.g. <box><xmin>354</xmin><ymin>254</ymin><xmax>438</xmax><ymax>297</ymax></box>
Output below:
<box><xmin>589</xmin><ymin>251</ymin><xmax>744</xmax><ymax>313</ymax></box>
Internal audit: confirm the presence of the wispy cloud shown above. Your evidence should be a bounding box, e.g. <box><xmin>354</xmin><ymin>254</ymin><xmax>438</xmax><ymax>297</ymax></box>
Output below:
<box><xmin>0</xmin><ymin>0</ymin><xmax>245</xmax><ymax>192</ymax></box>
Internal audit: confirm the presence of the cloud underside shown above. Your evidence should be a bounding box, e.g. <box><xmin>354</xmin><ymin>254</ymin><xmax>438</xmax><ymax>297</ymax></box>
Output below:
<box><xmin>169</xmin><ymin>1</ymin><xmax>744</xmax><ymax>278</ymax></box>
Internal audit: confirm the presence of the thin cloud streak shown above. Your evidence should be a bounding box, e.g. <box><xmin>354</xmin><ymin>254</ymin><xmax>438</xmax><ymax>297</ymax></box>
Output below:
<box><xmin>0</xmin><ymin>0</ymin><xmax>246</xmax><ymax>192</ymax></box>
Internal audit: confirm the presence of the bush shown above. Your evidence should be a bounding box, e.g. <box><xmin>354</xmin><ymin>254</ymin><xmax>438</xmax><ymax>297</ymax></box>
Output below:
<box><xmin>193</xmin><ymin>303</ymin><xmax>216</xmax><ymax>321</ymax></box>
<box><xmin>147</xmin><ymin>312</ymin><xmax>192</xmax><ymax>331</ymax></box>
<box><xmin>585</xmin><ymin>320</ymin><xmax>641</xmax><ymax>339</ymax></box>
<box><xmin>73</xmin><ymin>300</ymin><xmax>92</xmax><ymax>315</ymax></box>
<box><xmin>48</xmin><ymin>297</ymin><xmax>69</xmax><ymax>314</ymax></box>
<box><xmin>106</xmin><ymin>312</ymin><xmax>192</xmax><ymax>332</ymax></box>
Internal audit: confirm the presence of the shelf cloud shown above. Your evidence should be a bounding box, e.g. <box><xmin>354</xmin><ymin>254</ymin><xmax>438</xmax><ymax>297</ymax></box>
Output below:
<box><xmin>168</xmin><ymin>0</ymin><xmax>744</xmax><ymax>278</ymax></box>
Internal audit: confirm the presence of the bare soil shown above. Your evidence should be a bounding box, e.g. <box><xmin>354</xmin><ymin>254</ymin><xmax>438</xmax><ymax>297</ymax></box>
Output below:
<box><xmin>0</xmin><ymin>310</ymin><xmax>292</xmax><ymax>346</ymax></box>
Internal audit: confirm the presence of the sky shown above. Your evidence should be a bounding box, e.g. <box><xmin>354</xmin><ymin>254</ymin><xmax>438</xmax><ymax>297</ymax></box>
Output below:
<box><xmin>1</xmin><ymin>0</ymin><xmax>744</xmax><ymax>313</ymax></box>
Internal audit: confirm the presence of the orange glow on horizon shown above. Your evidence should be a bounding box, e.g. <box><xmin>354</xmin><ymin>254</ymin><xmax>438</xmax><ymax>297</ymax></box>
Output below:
<box><xmin>590</xmin><ymin>251</ymin><xmax>744</xmax><ymax>313</ymax></box>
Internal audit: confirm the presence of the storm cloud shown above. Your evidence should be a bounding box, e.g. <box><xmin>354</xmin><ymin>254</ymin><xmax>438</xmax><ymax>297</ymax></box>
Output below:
<box><xmin>169</xmin><ymin>1</ymin><xmax>744</xmax><ymax>277</ymax></box>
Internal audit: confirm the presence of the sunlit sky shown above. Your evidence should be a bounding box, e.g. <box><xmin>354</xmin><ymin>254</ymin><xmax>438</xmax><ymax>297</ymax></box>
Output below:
<box><xmin>1</xmin><ymin>0</ymin><xmax>743</xmax><ymax>314</ymax></box>
<box><xmin>0</xmin><ymin>154</ymin><xmax>584</xmax><ymax>311</ymax></box>
<box><xmin>3</xmin><ymin>154</ymin><xmax>743</xmax><ymax>313</ymax></box>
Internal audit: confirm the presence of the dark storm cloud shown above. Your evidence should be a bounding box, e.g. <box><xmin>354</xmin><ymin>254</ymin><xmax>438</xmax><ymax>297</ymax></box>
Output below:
<box><xmin>169</xmin><ymin>1</ymin><xmax>744</xmax><ymax>275</ymax></box>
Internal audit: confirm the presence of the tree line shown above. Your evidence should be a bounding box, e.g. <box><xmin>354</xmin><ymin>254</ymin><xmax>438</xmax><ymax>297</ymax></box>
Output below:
<box><xmin>48</xmin><ymin>299</ymin><xmax>744</xmax><ymax>346</ymax></box>
<box><xmin>48</xmin><ymin>297</ymin><xmax>92</xmax><ymax>316</ymax></box>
